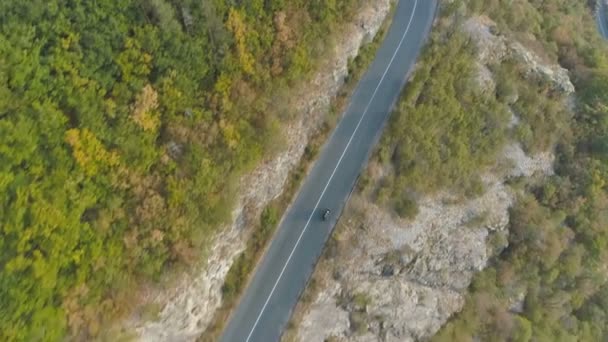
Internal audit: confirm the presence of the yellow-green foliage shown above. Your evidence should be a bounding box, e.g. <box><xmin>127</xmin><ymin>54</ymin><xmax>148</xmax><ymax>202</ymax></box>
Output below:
<box><xmin>0</xmin><ymin>0</ymin><xmax>366</xmax><ymax>339</ymax></box>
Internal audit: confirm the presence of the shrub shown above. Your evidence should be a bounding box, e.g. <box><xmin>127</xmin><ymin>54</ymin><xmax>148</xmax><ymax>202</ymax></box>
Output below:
<box><xmin>394</xmin><ymin>196</ymin><xmax>419</xmax><ymax>219</ymax></box>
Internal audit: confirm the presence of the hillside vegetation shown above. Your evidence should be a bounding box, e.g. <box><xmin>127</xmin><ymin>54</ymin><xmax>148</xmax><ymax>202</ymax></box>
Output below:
<box><xmin>364</xmin><ymin>0</ymin><xmax>575</xmax><ymax>219</ymax></box>
<box><xmin>283</xmin><ymin>0</ymin><xmax>606</xmax><ymax>341</ymax></box>
<box><xmin>0</xmin><ymin>0</ymin><xmax>367</xmax><ymax>339</ymax></box>
<box><xmin>367</xmin><ymin>29</ymin><xmax>508</xmax><ymax>215</ymax></box>
<box><xmin>430</xmin><ymin>0</ymin><xmax>608</xmax><ymax>341</ymax></box>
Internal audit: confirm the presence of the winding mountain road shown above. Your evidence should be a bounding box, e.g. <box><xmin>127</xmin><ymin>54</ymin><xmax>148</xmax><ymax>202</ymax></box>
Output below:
<box><xmin>598</xmin><ymin>0</ymin><xmax>608</xmax><ymax>39</ymax></box>
<box><xmin>219</xmin><ymin>1</ymin><xmax>437</xmax><ymax>341</ymax></box>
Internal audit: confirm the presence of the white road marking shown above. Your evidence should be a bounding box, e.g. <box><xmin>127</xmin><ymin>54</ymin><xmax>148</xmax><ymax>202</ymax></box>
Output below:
<box><xmin>244</xmin><ymin>1</ymin><xmax>419</xmax><ymax>341</ymax></box>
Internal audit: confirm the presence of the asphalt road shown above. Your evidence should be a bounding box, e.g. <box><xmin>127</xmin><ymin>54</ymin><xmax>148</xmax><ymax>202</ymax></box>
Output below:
<box><xmin>219</xmin><ymin>1</ymin><xmax>437</xmax><ymax>341</ymax></box>
<box><xmin>598</xmin><ymin>0</ymin><xmax>608</xmax><ymax>39</ymax></box>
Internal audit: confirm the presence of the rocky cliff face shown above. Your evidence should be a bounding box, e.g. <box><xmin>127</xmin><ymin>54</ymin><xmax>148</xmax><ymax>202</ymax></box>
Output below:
<box><xmin>294</xmin><ymin>145</ymin><xmax>553</xmax><ymax>342</ymax></box>
<box><xmin>124</xmin><ymin>1</ymin><xmax>394</xmax><ymax>341</ymax></box>
<box><xmin>289</xmin><ymin>16</ymin><xmax>573</xmax><ymax>342</ymax></box>
<box><xmin>463</xmin><ymin>16</ymin><xmax>574</xmax><ymax>94</ymax></box>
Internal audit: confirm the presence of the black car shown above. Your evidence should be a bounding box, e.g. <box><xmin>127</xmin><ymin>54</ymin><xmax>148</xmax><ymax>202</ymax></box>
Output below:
<box><xmin>322</xmin><ymin>208</ymin><xmax>331</xmax><ymax>221</ymax></box>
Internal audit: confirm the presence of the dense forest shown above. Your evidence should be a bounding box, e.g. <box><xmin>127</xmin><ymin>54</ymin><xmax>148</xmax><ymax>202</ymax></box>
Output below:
<box><xmin>0</xmin><ymin>0</ymin><xmax>367</xmax><ymax>339</ymax></box>
<box><xmin>420</xmin><ymin>0</ymin><xmax>608</xmax><ymax>340</ymax></box>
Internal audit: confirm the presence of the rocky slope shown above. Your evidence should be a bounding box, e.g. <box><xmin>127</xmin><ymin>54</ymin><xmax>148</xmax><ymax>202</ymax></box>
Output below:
<box><xmin>288</xmin><ymin>16</ymin><xmax>574</xmax><ymax>342</ymax></box>
<box><xmin>123</xmin><ymin>1</ymin><xmax>394</xmax><ymax>341</ymax></box>
<box><xmin>294</xmin><ymin>145</ymin><xmax>553</xmax><ymax>342</ymax></box>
